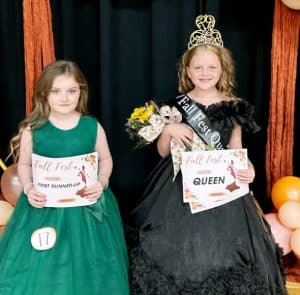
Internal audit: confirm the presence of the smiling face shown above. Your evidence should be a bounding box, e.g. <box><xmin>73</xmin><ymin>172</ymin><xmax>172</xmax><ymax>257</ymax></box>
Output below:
<box><xmin>47</xmin><ymin>74</ymin><xmax>81</xmax><ymax>116</ymax></box>
<box><xmin>186</xmin><ymin>47</ymin><xmax>222</xmax><ymax>92</ymax></box>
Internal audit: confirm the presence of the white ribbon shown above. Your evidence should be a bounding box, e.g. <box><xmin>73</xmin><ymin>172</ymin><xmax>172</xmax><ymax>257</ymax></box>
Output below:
<box><xmin>138</xmin><ymin>106</ymin><xmax>182</xmax><ymax>143</ymax></box>
<box><xmin>138</xmin><ymin>104</ymin><xmax>208</xmax><ymax>181</ymax></box>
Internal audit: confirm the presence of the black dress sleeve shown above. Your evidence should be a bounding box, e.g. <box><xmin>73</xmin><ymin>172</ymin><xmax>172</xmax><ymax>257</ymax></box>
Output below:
<box><xmin>206</xmin><ymin>99</ymin><xmax>261</xmax><ymax>134</ymax></box>
<box><xmin>231</xmin><ymin>99</ymin><xmax>261</xmax><ymax>133</ymax></box>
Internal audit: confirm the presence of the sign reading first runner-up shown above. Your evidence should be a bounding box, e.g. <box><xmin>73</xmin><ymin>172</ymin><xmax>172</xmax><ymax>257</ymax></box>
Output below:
<box><xmin>32</xmin><ymin>152</ymin><xmax>98</xmax><ymax>207</ymax></box>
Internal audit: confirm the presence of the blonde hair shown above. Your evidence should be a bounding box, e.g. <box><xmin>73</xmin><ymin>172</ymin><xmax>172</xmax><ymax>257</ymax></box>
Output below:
<box><xmin>177</xmin><ymin>44</ymin><xmax>237</xmax><ymax>98</ymax></box>
<box><xmin>8</xmin><ymin>60</ymin><xmax>89</xmax><ymax>162</ymax></box>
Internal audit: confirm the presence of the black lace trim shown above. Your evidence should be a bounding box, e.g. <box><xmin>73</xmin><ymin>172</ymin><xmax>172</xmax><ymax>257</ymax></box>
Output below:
<box><xmin>128</xmin><ymin>228</ymin><xmax>287</xmax><ymax>295</ymax></box>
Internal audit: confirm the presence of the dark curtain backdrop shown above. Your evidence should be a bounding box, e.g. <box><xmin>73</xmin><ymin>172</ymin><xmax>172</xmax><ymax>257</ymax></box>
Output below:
<box><xmin>0</xmin><ymin>0</ymin><xmax>299</xmax><ymax>219</ymax></box>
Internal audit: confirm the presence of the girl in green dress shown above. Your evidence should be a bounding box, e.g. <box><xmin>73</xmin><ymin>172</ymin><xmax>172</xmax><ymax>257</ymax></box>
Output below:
<box><xmin>0</xmin><ymin>60</ymin><xmax>129</xmax><ymax>295</ymax></box>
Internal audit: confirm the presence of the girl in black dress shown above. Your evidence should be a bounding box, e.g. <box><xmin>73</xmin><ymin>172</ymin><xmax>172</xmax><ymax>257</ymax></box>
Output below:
<box><xmin>128</xmin><ymin>14</ymin><xmax>287</xmax><ymax>294</ymax></box>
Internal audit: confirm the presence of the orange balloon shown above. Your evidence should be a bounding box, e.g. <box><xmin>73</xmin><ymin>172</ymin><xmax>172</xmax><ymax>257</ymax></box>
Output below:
<box><xmin>290</xmin><ymin>228</ymin><xmax>300</xmax><ymax>258</ymax></box>
<box><xmin>281</xmin><ymin>0</ymin><xmax>300</xmax><ymax>10</ymax></box>
<box><xmin>278</xmin><ymin>201</ymin><xmax>300</xmax><ymax>229</ymax></box>
<box><xmin>0</xmin><ymin>164</ymin><xmax>23</xmax><ymax>206</ymax></box>
<box><xmin>271</xmin><ymin>176</ymin><xmax>300</xmax><ymax>210</ymax></box>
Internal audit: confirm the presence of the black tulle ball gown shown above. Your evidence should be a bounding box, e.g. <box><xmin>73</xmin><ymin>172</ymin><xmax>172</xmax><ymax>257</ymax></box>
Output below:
<box><xmin>127</xmin><ymin>99</ymin><xmax>287</xmax><ymax>295</ymax></box>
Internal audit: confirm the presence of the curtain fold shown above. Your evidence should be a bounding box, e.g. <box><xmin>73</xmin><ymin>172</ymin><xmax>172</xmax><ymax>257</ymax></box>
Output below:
<box><xmin>23</xmin><ymin>0</ymin><xmax>56</xmax><ymax>115</ymax></box>
<box><xmin>265</xmin><ymin>0</ymin><xmax>300</xmax><ymax>195</ymax></box>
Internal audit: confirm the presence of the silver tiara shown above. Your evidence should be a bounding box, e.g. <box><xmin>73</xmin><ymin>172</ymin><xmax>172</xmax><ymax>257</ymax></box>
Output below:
<box><xmin>188</xmin><ymin>14</ymin><xmax>223</xmax><ymax>49</ymax></box>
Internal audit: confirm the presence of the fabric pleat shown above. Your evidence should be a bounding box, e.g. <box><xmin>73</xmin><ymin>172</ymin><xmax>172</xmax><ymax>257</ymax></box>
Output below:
<box><xmin>265</xmin><ymin>0</ymin><xmax>300</xmax><ymax>195</ymax></box>
<box><xmin>23</xmin><ymin>0</ymin><xmax>56</xmax><ymax>115</ymax></box>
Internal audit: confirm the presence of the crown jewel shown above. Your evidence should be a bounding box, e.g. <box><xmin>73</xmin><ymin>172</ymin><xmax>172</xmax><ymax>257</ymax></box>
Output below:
<box><xmin>188</xmin><ymin>14</ymin><xmax>223</xmax><ymax>49</ymax></box>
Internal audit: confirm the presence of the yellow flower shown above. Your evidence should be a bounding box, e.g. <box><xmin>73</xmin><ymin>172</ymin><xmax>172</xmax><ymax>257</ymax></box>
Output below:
<box><xmin>135</xmin><ymin>106</ymin><xmax>146</xmax><ymax>114</ymax></box>
<box><xmin>129</xmin><ymin>107</ymin><xmax>145</xmax><ymax>121</ymax></box>
<box><xmin>129</xmin><ymin>104</ymin><xmax>155</xmax><ymax>123</ymax></box>
<box><xmin>141</xmin><ymin>104</ymin><xmax>155</xmax><ymax>121</ymax></box>
<box><xmin>148</xmin><ymin>104</ymin><xmax>155</xmax><ymax>113</ymax></box>
<box><xmin>126</xmin><ymin>100</ymin><xmax>160</xmax><ymax>149</ymax></box>
<box><xmin>140</xmin><ymin>110</ymin><xmax>151</xmax><ymax>121</ymax></box>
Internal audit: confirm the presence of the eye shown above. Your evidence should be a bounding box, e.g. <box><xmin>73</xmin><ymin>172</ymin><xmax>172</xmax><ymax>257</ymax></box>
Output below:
<box><xmin>50</xmin><ymin>89</ymin><xmax>60</xmax><ymax>94</ymax></box>
<box><xmin>68</xmin><ymin>89</ymin><xmax>79</xmax><ymax>95</ymax></box>
<box><xmin>209</xmin><ymin>65</ymin><xmax>217</xmax><ymax>70</ymax></box>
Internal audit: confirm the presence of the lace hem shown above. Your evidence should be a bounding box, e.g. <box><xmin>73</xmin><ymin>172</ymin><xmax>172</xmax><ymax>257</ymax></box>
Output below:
<box><xmin>129</xmin><ymin>241</ymin><xmax>287</xmax><ymax>295</ymax></box>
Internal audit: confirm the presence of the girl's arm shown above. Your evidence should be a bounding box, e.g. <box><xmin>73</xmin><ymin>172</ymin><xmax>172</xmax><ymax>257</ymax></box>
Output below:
<box><xmin>17</xmin><ymin>128</ymin><xmax>33</xmax><ymax>189</ymax></box>
<box><xmin>94</xmin><ymin>122</ymin><xmax>113</xmax><ymax>187</ymax></box>
<box><xmin>18</xmin><ymin>128</ymin><xmax>46</xmax><ymax>208</ymax></box>
<box><xmin>83</xmin><ymin>122</ymin><xmax>113</xmax><ymax>201</ymax></box>
<box><xmin>157</xmin><ymin>123</ymin><xmax>193</xmax><ymax>157</ymax></box>
<box><xmin>228</xmin><ymin>124</ymin><xmax>255</xmax><ymax>183</ymax></box>
<box><xmin>227</xmin><ymin>124</ymin><xmax>242</xmax><ymax>149</ymax></box>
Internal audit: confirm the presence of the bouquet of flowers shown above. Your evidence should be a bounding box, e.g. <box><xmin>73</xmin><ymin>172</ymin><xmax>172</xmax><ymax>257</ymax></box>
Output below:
<box><xmin>126</xmin><ymin>100</ymin><xmax>162</xmax><ymax>149</ymax></box>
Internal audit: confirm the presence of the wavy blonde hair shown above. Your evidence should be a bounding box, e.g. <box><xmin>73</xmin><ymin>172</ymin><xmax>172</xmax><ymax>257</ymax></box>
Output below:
<box><xmin>177</xmin><ymin>44</ymin><xmax>237</xmax><ymax>99</ymax></box>
<box><xmin>8</xmin><ymin>60</ymin><xmax>89</xmax><ymax>162</ymax></box>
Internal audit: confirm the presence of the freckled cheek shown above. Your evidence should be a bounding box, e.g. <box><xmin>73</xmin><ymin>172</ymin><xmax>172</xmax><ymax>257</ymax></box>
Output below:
<box><xmin>71</xmin><ymin>97</ymin><xmax>80</xmax><ymax>106</ymax></box>
<box><xmin>189</xmin><ymin>72</ymin><xmax>201</xmax><ymax>80</ymax></box>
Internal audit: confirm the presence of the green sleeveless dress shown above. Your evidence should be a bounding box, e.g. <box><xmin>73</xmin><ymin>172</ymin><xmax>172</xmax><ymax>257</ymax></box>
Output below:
<box><xmin>0</xmin><ymin>116</ymin><xmax>130</xmax><ymax>295</ymax></box>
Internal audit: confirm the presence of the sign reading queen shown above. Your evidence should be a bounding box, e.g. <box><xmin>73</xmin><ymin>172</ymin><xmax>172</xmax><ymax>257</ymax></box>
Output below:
<box><xmin>181</xmin><ymin>149</ymin><xmax>249</xmax><ymax>213</ymax></box>
<box><xmin>32</xmin><ymin>152</ymin><xmax>98</xmax><ymax>207</ymax></box>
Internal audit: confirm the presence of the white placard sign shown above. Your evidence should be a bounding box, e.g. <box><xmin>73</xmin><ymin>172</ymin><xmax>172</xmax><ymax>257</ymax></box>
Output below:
<box><xmin>181</xmin><ymin>149</ymin><xmax>249</xmax><ymax>213</ymax></box>
<box><xmin>32</xmin><ymin>152</ymin><xmax>98</xmax><ymax>207</ymax></box>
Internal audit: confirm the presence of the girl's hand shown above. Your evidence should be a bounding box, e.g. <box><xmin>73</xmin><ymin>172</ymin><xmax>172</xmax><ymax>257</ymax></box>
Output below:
<box><xmin>236</xmin><ymin>165</ymin><xmax>255</xmax><ymax>184</ymax></box>
<box><xmin>164</xmin><ymin>123</ymin><xmax>194</xmax><ymax>148</ymax></box>
<box><xmin>27</xmin><ymin>188</ymin><xmax>47</xmax><ymax>208</ymax></box>
<box><xmin>83</xmin><ymin>182</ymin><xmax>104</xmax><ymax>202</ymax></box>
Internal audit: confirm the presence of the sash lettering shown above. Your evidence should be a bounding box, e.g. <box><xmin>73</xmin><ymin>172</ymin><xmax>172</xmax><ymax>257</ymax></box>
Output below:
<box><xmin>176</xmin><ymin>95</ymin><xmax>224</xmax><ymax>150</ymax></box>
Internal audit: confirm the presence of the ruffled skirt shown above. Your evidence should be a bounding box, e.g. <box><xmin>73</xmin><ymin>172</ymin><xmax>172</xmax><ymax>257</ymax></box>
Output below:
<box><xmin>128</xmin><ymin>157</ymin><xmax>287</xmax><ymax>295</ymax></box>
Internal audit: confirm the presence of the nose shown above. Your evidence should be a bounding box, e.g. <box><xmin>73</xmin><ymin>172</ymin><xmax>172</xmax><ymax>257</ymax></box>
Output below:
<box><xmin>201</xmin><ymin>68</ymin><xmax>209</xmax><ymax>75</ymax></box>
<box><xmin>61</xmin><ymin>91</ymin><xmax>68</xmax><ymax>101</ymax></box>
